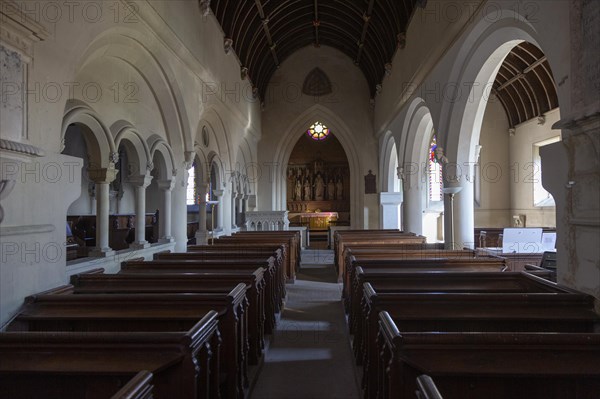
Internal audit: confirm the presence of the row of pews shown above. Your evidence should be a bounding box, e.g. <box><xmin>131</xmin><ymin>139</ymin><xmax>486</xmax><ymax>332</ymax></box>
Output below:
<box><xmin>334</xmin><ymin>229</ymin><xmax>600</xmax><ymax>399</ymax></box>
<box><xmin>0</xmin><ymin>230</ymin><xmax>301</xmax><ymax>399</ymax></box>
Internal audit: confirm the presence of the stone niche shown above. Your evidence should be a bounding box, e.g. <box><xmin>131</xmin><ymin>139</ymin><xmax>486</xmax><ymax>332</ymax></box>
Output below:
<box><xmin>287</xmin><ymin>132</ymin><xmax>350</xmax><ymax>226</ymax></box>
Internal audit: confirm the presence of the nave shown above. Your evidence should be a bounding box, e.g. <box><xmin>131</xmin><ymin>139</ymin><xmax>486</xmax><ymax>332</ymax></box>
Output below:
<box><xmin>250</xmin><ymin>250</ymin><xmax>360</xmax><ymax>399</ymax></box>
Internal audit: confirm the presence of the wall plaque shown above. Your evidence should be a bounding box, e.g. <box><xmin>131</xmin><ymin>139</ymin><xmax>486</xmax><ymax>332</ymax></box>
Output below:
<box><xmin>364</xmin><ymin>170</ymin><xmax>376</xmax><ymax>194</ymax></box>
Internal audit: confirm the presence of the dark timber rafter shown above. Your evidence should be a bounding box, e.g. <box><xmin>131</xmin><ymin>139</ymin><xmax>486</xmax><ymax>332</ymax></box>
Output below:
<box><xmin>313</xmin><ymin>0</ymin><xmax>320</xmax><ymax>47</ymax></box>
<box><xmin>355</xmin><ymin>0</ymin><xmax>376</xmax><ymax>66</ymax></box>
<box><xmin>254</xmin><ymin>0</ymin><xmax>279</xmax><ymax>68</ymax></box>
<box><xmin>492</xmin><ymin>43</ymin><xmax>558</xmax><ymax>128</ymax></box>
<box><xmin>209</xmin><ymin>0</ymin><xmax>420</xmax><ymax>99</ymax></box>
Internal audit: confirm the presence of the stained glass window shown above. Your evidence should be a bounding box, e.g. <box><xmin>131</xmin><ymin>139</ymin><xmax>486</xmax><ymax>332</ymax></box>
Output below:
<box><xmin>428</xmin><ymin>135</ymin><xmax>443</xmax><ymax>202</ymax></box>
<box><xmin>186</xmin><ymin>164</ymin><xmax>197</xmax><ymax>205</ymax></box>
<box><xmin>307</xmin><ymin>122</ymin><xmax>330</xmax><ymax>141</ymax></box>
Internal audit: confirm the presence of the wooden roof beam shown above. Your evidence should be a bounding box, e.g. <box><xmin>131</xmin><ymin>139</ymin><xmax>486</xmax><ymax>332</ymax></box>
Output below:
<box><xmin>254</xmin><ymin>0</ymin><xmax>279</xmax><ymax>67</ymax></box>
<box><xmin>355</xmin><ymin>0</ymin><xmax>376</xmax><ymax>65</ymax></box>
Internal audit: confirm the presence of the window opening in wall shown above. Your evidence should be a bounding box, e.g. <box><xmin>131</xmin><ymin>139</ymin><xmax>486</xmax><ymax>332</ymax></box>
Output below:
<box><xmin>307</xmin><ymin>122</ymin><xmax>330</xmax><ymax>141</ymax></box>
<box><xmin>428</xmin><ymin>135</ymin><xmax>443</xmax><ymax>203</ymax></box>
<box><xmin>186</xmin><ymin>163</ymin><xmax>196</xmax><ymax>205</ymax></box>
<box><xmin>533</xmin><ymin>136</ymin><xmax>560</xmax><ymax>207</ymax></box>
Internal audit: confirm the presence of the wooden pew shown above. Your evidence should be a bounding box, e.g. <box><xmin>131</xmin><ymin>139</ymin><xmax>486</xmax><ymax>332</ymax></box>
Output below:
<box><xmin>120</xmin><ymin>258</ymin><xmax>278</xmax><ymax>335</ymax></box>
<box><xmin>10</xmin><ymin>287</ymin><xmax>247</xmax><ymax>399</ymax></box>
<box><xmin>333</xmin><ymin>231</ymin><xmax>427</xmax><ymax>282</ymax></box>
<box><xmin>154</xmin><ymin>251</ymin><xmax>285</xmax><ymax>313</ymax></box>
<box><xmin>112</xmin><ymin>371</ymin><xmax>154</xmax><ymax>399</ymax></box>
<box><xmin>216</xmin><ymin>231</ymin><xmax>301</xmax><ymax>282</ymax></box>
<box><xmin>378</xmin><ymin>311</ymin><xmax>600</xmax><ymax>399</ymax></box>
<box><xmin>361</xmin><ymin>282</ymin><xmax>599</xmax><ymax>399</ymax></box>
<box><xmin>186</xmin><ymin>244</ymin><xmax>289</xmax><ymax>299</ymax></box>
<box><xmin>415</xmin><ymin>375</ymin><xmax>444</xmax><ymax>399</ymax></box>
<box><xmin>71</xmin><ymin>269</ymin><xmax>266</xmax><ymax>367</ymax></box>
<box><xmin>0</xmin><ymin>369</ymin><xmax>154</xmax><ymax>399</ymax></box>
<box><xmin>344</xmin><ymin>255</ymin><xmax>507</xmax><ymax>315</ymax></box>
<box><xmin>0</xmin><ymin>311</ymin><xmax>219</xmax><ymax>399</ymax></box>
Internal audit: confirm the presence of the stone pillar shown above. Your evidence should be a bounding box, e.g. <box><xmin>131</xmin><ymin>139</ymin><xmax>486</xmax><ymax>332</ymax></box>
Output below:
<box><xmin>380</xmin><ymin>192</ymin><xmax>403</xmax><ymax>229</ymax></box>
<box><xmin>401</xmin><ymin>168</ymin><xmax>424</xmax><ymax>235</ymax></box>
<box><xmin>231</xmin><ymin>190</ymin><xmax>238</xmax><ymax>229</ymax></box>
<box><xmin>157</xmin><ymin>179</ymin><xmax>176</xmax><ymax>243</ymax></box>
<box><xmin>129</xmin><ymin>172</ymin><xmax>153</xmax><ymax>249</ymax></box>
<box><xmin>88</xmin><ymin>167</ymin><xmax>118</xmax><ymax>257</ymax></box>
<box><xmin>196</xmin><ymin>182</ymin><xmax>210</xmax><ymax>245</ymax></box>
<box><xmin>237</xmin><ymin>194</ymin><xmax>246</xmax><ymax>227</ymax></box>
<box><xmin>546</xmin><ymin>0</ymin><xmax>600</xmax><ymax>310</ymax></box>
<box><xmin>213</xmin><ymin>189</ymin><xmax>224</xmax><ymax>231</ymax></box>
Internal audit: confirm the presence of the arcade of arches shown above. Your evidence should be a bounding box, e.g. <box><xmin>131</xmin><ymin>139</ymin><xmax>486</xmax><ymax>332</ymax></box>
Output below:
<box><xmin>0</xmin><ymin>0</ymin><xmax>598</xmax><ymax>389</ymax></box>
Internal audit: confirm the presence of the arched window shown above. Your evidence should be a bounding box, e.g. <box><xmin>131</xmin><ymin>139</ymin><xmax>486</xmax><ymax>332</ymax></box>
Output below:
<box><xmin>186</xmin><ymin>164</ymin><xmax>197</xmax><ymax>205</ymax></box>
<box><xmin>428</xmin><ymin>134</ymin><xmax>443</xmax><ymax>203</ymax></box>
<box><xmin>307</xmin><ymin>122</ymin><xmax>330</xmax><ymax>141</ymax></box>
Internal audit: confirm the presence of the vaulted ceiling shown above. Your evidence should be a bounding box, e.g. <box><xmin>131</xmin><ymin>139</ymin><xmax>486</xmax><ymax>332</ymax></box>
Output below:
<box><xmin>493</xmin><ymin>42</ymin><xmax>559</xmax><ymax>127</ymax></box>
<box><xmin>209</xmin><ymin>0</ymin><xmax>423</xmax><ymax>99</ymax></box>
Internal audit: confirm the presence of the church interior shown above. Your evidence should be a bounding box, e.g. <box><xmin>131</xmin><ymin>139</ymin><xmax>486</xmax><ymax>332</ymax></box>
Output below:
<box><xmin>0</xmin><ymin>0</ymin><xmax>599</xmax><ymax>397</ymax></box>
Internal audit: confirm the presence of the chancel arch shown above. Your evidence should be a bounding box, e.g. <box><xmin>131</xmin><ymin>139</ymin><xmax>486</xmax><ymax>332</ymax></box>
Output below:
<box><xmin>269</xmin><ymin>105</ymin><xmax>364</xmax><ymax>228</ymax></box>
<box><xmin>286</xmin><ymin>122</ymin><xmax>351</xmax><ymax>238</ymax></box>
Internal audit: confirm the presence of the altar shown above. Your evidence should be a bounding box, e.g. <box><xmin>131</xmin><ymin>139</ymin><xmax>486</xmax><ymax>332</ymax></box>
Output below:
<box><xmin>297</xmin><ymin>212</ymin><xmax>338</xmax><ymax>230</ymax></box>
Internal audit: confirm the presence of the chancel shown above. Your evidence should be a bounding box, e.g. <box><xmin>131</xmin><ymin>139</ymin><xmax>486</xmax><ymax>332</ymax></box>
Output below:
<box><xmin>0</xmin><ymin>1</ymin><xmax>598</xmax><ymax>398</ymax></box>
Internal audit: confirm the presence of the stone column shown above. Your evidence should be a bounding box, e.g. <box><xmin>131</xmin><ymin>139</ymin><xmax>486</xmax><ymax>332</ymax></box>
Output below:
<box><xmin>401</xmin><ymin>167</ymin><xmax>424</xmax><ymax>235</ymax></box>
<box><xmin>157</xmin><ymin>179</ymin><xmax>176</xmax><ymax>243</ymax></box>
<box><xmin>237</xmin><ymin>194</ymin><xmax>246</xmax><ymax>228</ymax></box>
<box><xmin>129</xmin><ymin>172</ymin><xmax>153</xmax><ymax>249</ymax></box>
<box><xmin>88</xmin><ymin>167</ymin><xmax>118</xmax><ymax>257</ymax></box>
<box><xmin>380</xmin><ymin>192</ymin><xmax>403</xmax><ymax>229</ymax></box>
<box><xmin>231</xmin><ymin>190</ymin><xmax>238</xmax><ymax>229</ymax></box>
<box><xmin>213</xmin><ymin>189</ymin><xmax>224</xmax><ymax>231</ymax></box>
<box><xmin>196</xmin><ymin>182</ymin><xmax>210</xmax><ymax>245</ymax></box>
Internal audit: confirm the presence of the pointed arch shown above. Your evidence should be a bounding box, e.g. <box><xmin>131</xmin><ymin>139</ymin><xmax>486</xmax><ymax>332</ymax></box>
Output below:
<box><xmin>270</xmin><ymin>103</ymin><xmax>364</xmax><ymax>227</ymax></box>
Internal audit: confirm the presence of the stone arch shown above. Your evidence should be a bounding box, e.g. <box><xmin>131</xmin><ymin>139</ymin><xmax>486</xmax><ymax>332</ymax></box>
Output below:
<box><xmin>112</xmin><ymin>121</ymin><xmax>151</xmax><ymax>177</ymax></box>
<box><xmin>61</xmin><ymin>101</ymin><xmax>116</xmax><ymax>169</ymax></box>
<box><xmin>437</xmin><ymin>10</ymin><xmax>561</xmax><ymax>248</ymax></box>
<box><xmin>381</xmin><ymin>132</ymin><xmax>400</xmax><ymax>193</ymax></box>
<box><xmin>76</xmin><ymin>29</ymin><xmax>192</xmax><ymax>159</ymax></box>
<box><xmin>148</xmin><ymin>135</ymin><xmax>177</xmax><ymax>181</ymax></box>
<box><xmin>272</xmin><ymin>104</ymin><xmax>363</xmax><ymax>227</ymax></box>
<box><xmin>397</xmin><ymin>97</ymin><xmax>436</xmax><ymax>236</ymax></box>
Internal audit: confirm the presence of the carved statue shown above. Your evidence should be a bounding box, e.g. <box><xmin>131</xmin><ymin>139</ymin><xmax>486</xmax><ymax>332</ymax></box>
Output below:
<box><xmin>315</xmin><ymin>174</ymin><xmax>324</xmax><ymax>200</ymax></box>
<box><xmin>327</xmin><ymin>179</ymin><xmax>335</xmax><ymax>200</ymax></box>
<box><xmin>303</xmin><ymin>178</ymin><xmax>311</xmax><ymax>201</ymax></box>
<box><xmin>294</xmin><ymin>179</ymin><xmax>302</xmax><ymax>201</ymax></box>
<box><xmin>336</xmin><ymin>178</ymin><xmax>343</xmax><ymax>200</ymax></box>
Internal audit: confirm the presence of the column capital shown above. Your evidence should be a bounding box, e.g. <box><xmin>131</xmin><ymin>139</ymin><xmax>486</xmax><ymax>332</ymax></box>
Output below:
<box><xmin>213</xmin><ymin>189</ymin><xmax>224</xmax><ymax>198</ymax></box>
<box><xmin>129</xmin><ymin>172</ymin><xmax>153</xmax><ymax>188</ymax></box>
<box><xmin>88</xmin><ymin>167</ymin><xmax>118</xmax><ymax>184</ymax></box>
<box><xmin>157</xmin><ymin>179</ymin><xmax>176</xmax><ymax>191</ymax></box>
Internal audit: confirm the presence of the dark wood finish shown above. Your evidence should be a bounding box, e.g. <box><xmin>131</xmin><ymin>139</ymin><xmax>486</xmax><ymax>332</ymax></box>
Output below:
<box><xmin>361</xmin><ymin>283</ymin><xmax>598</xmax><ymax>399</ymax></box>
<box><xmin>0</xmin><ymin>311</ymin><xmax>219</xmax><ymax>399</ymax></box>
<box><xmin>121</xmin><ymin>258</ymin><xmax>278</xmax><ymax>335</ymax></box>
<box><xmin>10</xmin><ymin>288</ymin><xmax>247</xmax><ymax>399</ymax></box>
<box><xmin>378</xmin><ymin>312</ymin><xmax>600</xmax><ymax>399</ymax></box>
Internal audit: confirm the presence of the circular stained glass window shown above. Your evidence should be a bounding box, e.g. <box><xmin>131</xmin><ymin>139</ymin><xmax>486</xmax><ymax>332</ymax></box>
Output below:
<box><xmin>307</xmin><ymin>122</ymin><xmax>330</xmax><ymax>141</ymax></box>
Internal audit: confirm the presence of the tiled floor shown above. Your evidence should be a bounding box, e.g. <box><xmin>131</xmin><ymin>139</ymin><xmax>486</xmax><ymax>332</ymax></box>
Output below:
<box><xmin>250</xmin><ymin>250</ymin><xmax>361</xmax><ymax>399</ymax></box>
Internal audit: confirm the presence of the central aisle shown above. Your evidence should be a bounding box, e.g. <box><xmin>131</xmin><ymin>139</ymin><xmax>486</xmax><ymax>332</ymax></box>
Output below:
<box><xmin>250</xmin><ymin>250</ymin><xmax>361</xmax><ymax>399</ymax></box>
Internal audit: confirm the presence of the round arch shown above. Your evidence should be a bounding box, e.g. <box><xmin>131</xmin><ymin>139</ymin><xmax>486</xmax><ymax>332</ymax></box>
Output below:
<box><xmin>112</xmin><ymin>121</ymin><xmax>152</xmax><ymax>176</ymax></box>
<box><xmin>76</xmin><ymin>29</ymin><xmax>192</xmax><ymax>158</ymax></box>
<box><xmin>61</xmin><ymin>101</ymin><xmax>116</xmax><ymax>169</ymax></box>
<box><xmin>272</xmin><ymin>104</ymin><xmax>363</xmax><ymax>227</ymax></box>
